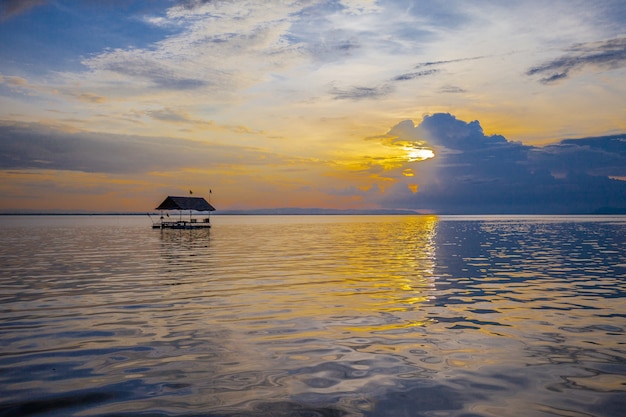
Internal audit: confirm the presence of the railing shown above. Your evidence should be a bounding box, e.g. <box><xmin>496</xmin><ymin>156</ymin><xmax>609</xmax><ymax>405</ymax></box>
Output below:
<box><xmin>152</xmin><ymin>217</ymin><xmax>211</xmax><ymax>229</ymax></box>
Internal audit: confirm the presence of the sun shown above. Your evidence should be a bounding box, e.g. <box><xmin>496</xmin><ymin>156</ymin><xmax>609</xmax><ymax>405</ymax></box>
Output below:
<box><xmin>406</xmin><ymin>147</ymin><xmax>435</xmax><ymax>162</ymax></box>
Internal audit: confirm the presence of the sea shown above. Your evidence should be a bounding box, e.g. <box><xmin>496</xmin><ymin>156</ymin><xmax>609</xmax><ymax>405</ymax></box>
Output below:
<box><xmin>0</xmin><ymin>214</ymin><xmax>625</xmax><ymax>417</ymax></box>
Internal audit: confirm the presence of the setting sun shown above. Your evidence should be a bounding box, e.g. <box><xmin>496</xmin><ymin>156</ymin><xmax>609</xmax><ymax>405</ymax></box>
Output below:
<box><xmin>407</xmin><ymin>148</ymin><xmax>436</xmax><ymax>162</ymax></box>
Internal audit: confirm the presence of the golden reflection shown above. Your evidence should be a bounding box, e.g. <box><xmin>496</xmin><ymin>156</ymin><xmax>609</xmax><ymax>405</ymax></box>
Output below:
<box><xmin>315</xmin><ymin>215</ymin><xmax>439</xmax><ymax>333</ymax></box>
<box><xmin>150</xmin><ymin>215</ymin><xmax>440</xmax><ymax>390</ymax></box>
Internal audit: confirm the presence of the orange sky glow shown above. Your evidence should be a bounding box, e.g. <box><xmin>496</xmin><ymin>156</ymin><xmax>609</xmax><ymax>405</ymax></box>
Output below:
<box><xmin>1</xmin><ymin>1</ymin><xmax>625</xmax><ymax>213</ymax></box>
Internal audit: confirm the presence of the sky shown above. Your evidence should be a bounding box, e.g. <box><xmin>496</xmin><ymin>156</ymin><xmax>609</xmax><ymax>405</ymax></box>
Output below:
<box><xmin>0</xmin><ymin>0</ymin><xmax>625</xmax><ymax>213</ymax></box>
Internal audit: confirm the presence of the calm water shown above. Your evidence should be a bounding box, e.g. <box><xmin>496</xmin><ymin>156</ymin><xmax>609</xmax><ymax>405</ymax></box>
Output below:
<box><xmin>1</xmin><ymin>215</ymin><xmax>625</xmax><ymax>417</ymax></box>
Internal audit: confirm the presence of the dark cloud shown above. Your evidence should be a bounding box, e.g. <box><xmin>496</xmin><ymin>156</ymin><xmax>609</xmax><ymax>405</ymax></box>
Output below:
<box><xmin>0</xmin><ymin>0</ymin><xmax>46</xmax><ymax>20</ymax></box>
<box><xmin>0</xmin><ymin>122</ymin><xmax>271</xmax><ymax>174</ymax></box>
<box><xmin>379</xmin><ymin>114</ymin><xmax>626</xmax><ymax>214</ymax></box>
<box><xmin>330</xmin><ymin>84</ymin><xmax>393</xmax><ymax>100</ymax></box>
<box><xmin>332</xmin><ymin>55</ymin><xmax>485</xmax><ymax>101</ymax></box>
<box><xmin>418</xmin><ymin>113</ymin><xmax>510</xmax><ymax>150</ymax></box>
<box><xmin>392</xmin><ymin>69</ymin><xmax>438</xmax><ymax>82</ymax></box>
<box><xmin>527</xmin><ymin>37</ymin><xmax>626</xmax><ymax>84</ymax></box>
<box><xmin>356</xmin><ymin>55</ymin><xmax>487</xmax><ymax>96</ymax></box>
<box><xmin>529</xmin><ymin>135</ymin><xmax>626</xmax><ymax>178</ymax></box>
<box><xmin>414</xmin><ymin>56</ymin><xmax>486</xmax><ymax>69</ymax></box>
<box><xmin>388</xmin><ymin>56</ymin><xmax>485</xmax><ymax>85</ymax></box>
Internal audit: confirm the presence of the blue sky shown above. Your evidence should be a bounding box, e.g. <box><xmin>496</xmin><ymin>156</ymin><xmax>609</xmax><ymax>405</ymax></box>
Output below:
<box><xmin>0</xmin><ymin>0</ymin><xmax>625</xmax><ymax>212</ymax></box>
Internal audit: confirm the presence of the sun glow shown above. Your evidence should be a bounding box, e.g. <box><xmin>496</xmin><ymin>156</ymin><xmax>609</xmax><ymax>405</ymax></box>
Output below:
<box><xmin>407</xmin><ymin>148</ymin><xmax>435</xmax><ymax>162</ymax></box>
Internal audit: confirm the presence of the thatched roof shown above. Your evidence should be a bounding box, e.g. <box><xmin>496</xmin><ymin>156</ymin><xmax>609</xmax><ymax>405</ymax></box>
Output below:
<box><xmin>155</xmin><ymin>196</ymin><xmax>215</xmax><ymax>211</ymax></box>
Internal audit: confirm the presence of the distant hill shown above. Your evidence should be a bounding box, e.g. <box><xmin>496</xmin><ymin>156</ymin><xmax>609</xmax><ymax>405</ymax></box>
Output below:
<box><xmin>592</xmin><ymin>207</ymin><xmax>626</xmax><ymax>214</ymax></box>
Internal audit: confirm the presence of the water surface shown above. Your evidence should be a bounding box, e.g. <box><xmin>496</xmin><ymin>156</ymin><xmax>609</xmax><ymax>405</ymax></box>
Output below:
<box><xmin>1</xmin><ymin>215</ymin><xmax>625</xmax><ymax>416</ymax></box>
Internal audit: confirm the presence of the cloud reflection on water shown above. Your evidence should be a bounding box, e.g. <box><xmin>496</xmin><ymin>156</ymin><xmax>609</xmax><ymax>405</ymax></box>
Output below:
<box><xmin>1</xmin><ymin>215</ymin><xmax>625</xmax><ymax>416</ymax></box>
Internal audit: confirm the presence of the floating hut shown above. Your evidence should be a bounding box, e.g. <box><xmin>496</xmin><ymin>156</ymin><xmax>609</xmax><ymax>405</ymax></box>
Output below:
<box><xmin>151</xmin><ymin>195</ymin><xmax>216</xmax><ymax>229</ymax></box>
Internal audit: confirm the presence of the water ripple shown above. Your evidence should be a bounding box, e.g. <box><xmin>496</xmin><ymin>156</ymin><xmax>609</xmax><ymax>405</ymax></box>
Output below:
<box><xmin>0</xmin><ymin>215</ymin><xmax>625</xmax><ymax>416</ymax></box>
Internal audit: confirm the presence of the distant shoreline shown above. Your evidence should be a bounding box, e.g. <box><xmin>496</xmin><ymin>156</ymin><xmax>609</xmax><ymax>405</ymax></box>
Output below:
<box><xmin>0</xmin><ymin>210</ymin><xmax>421</xmax><ymax>216</ymax></box>
<box><xmin>1</xmin><ymin>208</ymin><xmax>625</xmax><ymax>216</ymax></box>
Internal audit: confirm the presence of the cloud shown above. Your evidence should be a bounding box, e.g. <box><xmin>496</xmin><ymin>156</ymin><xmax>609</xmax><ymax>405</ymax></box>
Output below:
<box><xmin>146</xmin><ymin>108</ymin><xmax>198</xmax><ymax>123</ymax></box>
<box><xmin>376</xmin><ymin>114</ymin><xmax>626</xmax><ymax>213</ymax></box>
<box><xmin>0</xmin><ymin>121</ymin><xmax>280</xmax><ymax>174</ymax></box>
<box><xmin>527</xmin><ymin>37</ymin><xmax>626</xmax><ymax>84</ymax></box>
<box><xmin>0</xmin><ymin>0</ymin><xmax>46</xmax><ymax>20</ymax></box>
<box><xmin>386</xmin><ymin>55</ymin><xmax>488</xmax><ymax>88</ymax></box>
<box><xmin>84</xmin><ymin>50</ymin><xmax>209</xmax><ymax>90</ymax></box>
<box><xmin>414</xmin><ymin>56</ymin><xmax>487</xmax><ymax>69</ymax></box>
<box><xmin>529</xmin><ymin>135</ymin><xmax>626</xmax><ymax>178</ymax></box>
<box><xmin>381</xmin><ymin>119</ymin><xmax>432</xmax><ymax>149</ymax></box>
<box><xmin>0</xmin><ymin>74</ymin><xmax>28</xmax><ymax>86</ymax></box>
<box><xmin>332</xmin><ymin>53</ymin><xmax>489</xmax><ymax>100</ymax></box>
<box><xmin>142</xmin><ymin>107</ymin><xmax>268</xmax><ymax>135</ymax></box>
<box><xmin>171</xmin><ymin>0</ymin><xmax>214</xmax><ymax>11</ymax></box>
<box><xmin>392</xmin><ymin>69</ymin><xmax>439</xmax><ymax>82</ymax></box>
<box><xmin>305</xmin><ymin>35</ymin><xmax>362</xmax><ymax>62</ymax></box>
<box><xmin>330</xmin><ymin>83</ymin><xmax>393</xmax><ymax>100</ymax></box>
<box><xmin>0</xmin><ymin>73</ymin><xmax>106</xmax><ymax>103</ymax></box>
<box><xmin>66</xmin><ymin>0</ymin><xmax>311</xmax><ymax>103</ymax></box>
<box><xmin>74</xmin><ymin>92</ymin><xmax>106</xmax><ymax>103</ymax></box>
<box><xmin>417</xmin><ymin>113</ymin><xmax>511</xmax><ymax>151</ymax></box>
<box><xmin>439</xmin><ymin>85</ymin><xmax>466</xmax><ymax>93</ymax></box>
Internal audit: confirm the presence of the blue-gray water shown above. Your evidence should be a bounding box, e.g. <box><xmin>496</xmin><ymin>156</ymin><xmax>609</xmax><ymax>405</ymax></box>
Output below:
<box><xmin>1</xmin><ymin>215</ymin><xmax>625</xmax><ymax>417</ymax></box>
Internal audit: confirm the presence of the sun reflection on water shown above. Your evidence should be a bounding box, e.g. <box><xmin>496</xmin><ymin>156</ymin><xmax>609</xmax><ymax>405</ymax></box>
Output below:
<box><xmin>152</xmin><ymin>215</ymin><xmax>443</xmax><ymax>404</ymax></box>
<box><xmin>264</xmin><ymin>215</ymin><xmax>440</xmax><ymax>333</ymax></box>
<box><xmin>3</xmin><ymin>215</ymin><xmax>624</xmax><ymax>416</ymax></box>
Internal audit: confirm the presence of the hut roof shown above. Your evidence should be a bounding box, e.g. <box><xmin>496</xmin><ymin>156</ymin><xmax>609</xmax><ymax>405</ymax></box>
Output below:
<box><xmin>155</xmin><ymin>196</ymin><xmax>216</xmax><ymax>211</ymax></box>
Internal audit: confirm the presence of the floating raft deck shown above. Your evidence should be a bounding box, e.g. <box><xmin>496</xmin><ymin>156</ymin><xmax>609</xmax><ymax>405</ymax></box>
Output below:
<box><xmin>152</xmin><ymin>218</ymin><xmax>212</xmax><ymax>229</ymax></box>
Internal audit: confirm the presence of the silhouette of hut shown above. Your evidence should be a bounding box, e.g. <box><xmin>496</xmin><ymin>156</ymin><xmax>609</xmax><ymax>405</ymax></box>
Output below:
<box><xmin>152</xmin><ymin>196</ymin><xmax>215</xmax><ymax>229</ymax></box>
<box><xmin>155</xmin><ymin>196</ymin><xmax>215</xmax><ymax>212</ymax></box>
